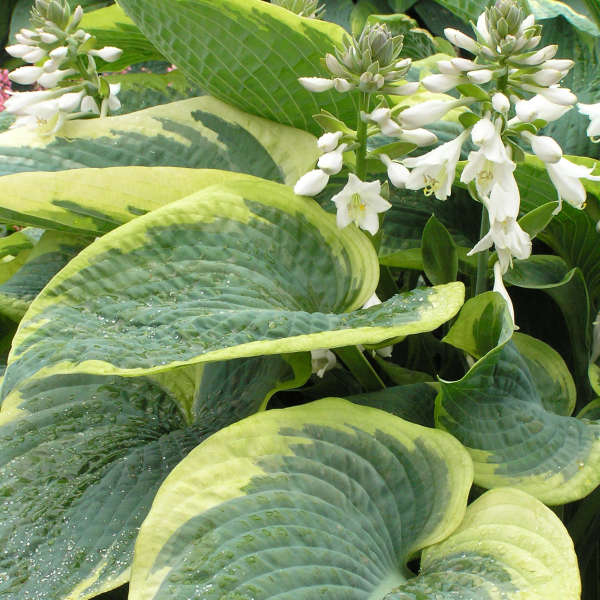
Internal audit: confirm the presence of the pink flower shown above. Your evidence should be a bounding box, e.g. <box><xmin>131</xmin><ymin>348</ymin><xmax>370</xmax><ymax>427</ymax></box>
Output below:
<box><xmin>0</xmin><ymin>70</ymin><xmax>13</xmax><ymax>112</ymax></box>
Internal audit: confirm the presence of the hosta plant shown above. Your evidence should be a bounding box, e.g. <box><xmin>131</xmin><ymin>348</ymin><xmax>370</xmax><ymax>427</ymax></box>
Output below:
<box><xmin>0</xmin><ymin>0</ymin><xmax>599</xmax><ymax>599</ymax></box>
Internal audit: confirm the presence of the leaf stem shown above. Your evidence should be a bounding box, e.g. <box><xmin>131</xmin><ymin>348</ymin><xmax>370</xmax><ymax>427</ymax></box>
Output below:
<box><xmin>355</xmin><ymin>92</ymin><xmax>369</xmax><ymax>181</ymax></box>
<box><xmin>475</xmin><ymin>201</ymin><xmax>489</xmax><ymax>296</ymax></box>
<box><xmin>335</xmin><ymin>345</ymin><xmax>386</xmax><ymax>392</ymax></box>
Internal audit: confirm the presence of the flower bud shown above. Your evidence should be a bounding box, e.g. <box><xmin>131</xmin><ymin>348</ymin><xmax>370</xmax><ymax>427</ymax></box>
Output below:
<box><xmin>88</xmin><ymin>46</ymin><xmax>123</xmax><ymax>63</ymax></box>
<box><xmin>399</xmin><ymin>99</ymin><xmax>460</xmax><ymax>129</ymax></box>
<box><xmin>39</xmin><ymin>32</ymin><xmax>59</xmax><ymax>44</ymax></box>
<box><xmin>294</xmin><ymin>169</ymin><xmax>329</xmax><ymax>196</ymax></box>
<box><xmin>325</xmin><ymin>53</ymin><xmax>345</xmax><ymax>76</ymax></box>
<box><xmin>542</xmin><ymin>59</ymin><xmax>574</xmax><ymax>73</ymax></box>
<box><xmin>9</xmin><ymin>66</ymin><xmax>44</xmax><ymax>85</ymax></box>
<box><xmin>467</xmin><ymin>69</ymin><xmax>493</xmax><ymax>84</ymax></box>
<box><xmin>317</xmin><ymin>131</ymin><xmax>343</xmax><ymax>153</ymax></box>
<box><xmin>522</xmin><ymin>131</ymin><xmax>562</xmax><ymax>163</ymax></box>
<box><xmin>366</xmin><ymin>108</ymin><xmax>403</xmax><ymax>136</ymax></box>
<box><xmin>380</xmin><ymin>153</ymin><xmax>409</xmax><ymax>188</ymax></box>
<box><xmin>333</xmin><ymin>77</ymin><xmax>354</xmax><ymax>92</ymax></box>
<box><xmin>317</xmin><ymin>143</ymin><xmax>346</xmax><ymax>174</ymax></box>
<box><xmin>512</xmin><ymin>44</ymin><xmax>557</xmax><ymax>65</ymax></box>
<box><xmin>492</xmin><ymin>92</ymin><xmax>510</xmax><ymax>113</ymax></box>
<box><xmin>81</xmin><ymin>95</ymin><xmax>100</xmax><ymax>114</ymax></box>
<box><xmin>529</xmin><ymin>68</ymin><xmax>564</xmax><ymax>86</ymax></box>
<box><xmin>398</xmin><ymin>128</ymin><xmax>437</xmax><ymax>147</ymax></box>
<box><xmin>49</xmin><ymin>46</ymin><xmax>69</xmax><ymax>61</ymax></box>
<box><xmin>422</xmin><ymin>73</ymin><xmax>463</xmax><ymax>93</ymax></box>
<box><xmin>23</xmin><ymin>47</ymin><xmax>47</xmax><ymax>63</ymax></box>
<box><xmin>38</xmin><ymin>67</ymin><xmax>74</xmax><ymax>88</ymax></box>
<box><xmin>6</xmin><ymin>44</ymin><xmax>33</xmax><ymax>58</ymax></box>
<box><xmin>298</xmin><ymin>77</ymin><xmax>335</xmax><ymax>92</ymax></box>
<box><xmin>444</xmin><ymin>28</ymin><xmax>479</xmax><ymax>53</ymax></box>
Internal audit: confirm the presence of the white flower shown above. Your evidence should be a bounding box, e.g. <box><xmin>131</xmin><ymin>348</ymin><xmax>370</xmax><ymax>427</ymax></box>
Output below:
<box><xmin>6</xmin><ymin>43</ymin><xmax>34</xmax><ymax>58</ymax></box>
<box><xmin>398</xmin><ymin>128</ymin><xmax>437</xmax><ymax>147</ymax></box>
<box><xmin>22</xmin><ymin>47</ymin><xmax>46</xmax><ymax>64</ymax></box>
<box><xmin>9</xmin><ymin>66</ymin><xmax>44</xmax><ymax>85</ymax></box>
<box><xmin>543</xmin><ymin>59</ymin><xmax>574</xmax><ymax>73</ymax></box>
<box><xmin>444</xmin><ymin>28</ymin><xmax>479</xmax><ymax>53</ymax></box>
<box><xmin>513</xmin><ymin>45</ymin><xmax>557</xmax><ymax>65</ymax></box>
<box><xmin>380</xmin><ymin>154</ymin><xmax>410</xmax><ymax>188</ymax></box>
<box><xmin>492</xmin><ymin>92</ymin><xmax>510</xmax><ymax>114</ymax></box>
<box><xmin>39</xmin><ymin>32</ymin><xmax>58</xmax><ymax>44</ymax></box>
<box><xmin>311</xmin><ymin>349</ymin><xmax>337</xmax><ymax>378</ymax></box>
<box><xmin>317</xmin><ymin>143</ymin><xmax>347</xmax><ymax>174</ymax></box>
<box><xmin>579</xmin><ymin>102</ymin><xmax>600</xmax><ymax>141</ymax></box>
<box><xmin>528</xmin><ymin>68</ymin><xmax>564</xmax><ymax>87</ymax></box>
<box><xmin>404</xmin><ymin>131</ymin><xmax>468</xmax><ymax>200</ymax></box>
<box><xmin>422</xmin><ymin>73</ymin><xmax>464</xmax><ymax>93</ymax></box>
<box><xmin>521</xmin><ymin>131</ymin><xmax>562</xmax><ymax>164</ymax></box>
<box><xmin>546</xmin><ymin>158</ymin><xmax>600</xmax><ymax>212</ymax></box>
<box><xmin>4</xmin><ymin>89</ymin><xmax>59</xmax><ymax>114</ymax></box>
<box><xmin>81</xmin><ymin>95</ymin><xmax>100</xmax><ymax>114</ymax></box>
<box><xmin>294</xmin><ymin>169</ymin><xmax>329</xmax><ymax>196</ymax></box>
<box><xmin>493</xmin><ymin>261</ymin><xmax>515</xmax><ymax>326</ymax></box>
<box><xmin>49</xmin><ymin>46</ymin><xmax>69</xmax><ymax>61</ymax></box>
<box><xmin>298</xmin><ymin>77</ymin><xmax>335</xmax><ymax>92</ymax></box>
<box><xmin>38</xmin><ymin>68</ymin><xmax>76</xmax><ymax>88</ymax></box>
<box><xmin>331</xmin><ymin>173</ymin><xmax>391</xmax><ymax>235</ymax></box>
<box><xmin>538</xmin><ymin>85</ymin><xmax>577</xmax><ymax>107</ymax></box>
<box><xmin>364</xmin><ymin>107</ymin><xmax>403</xmax><ymax>136</ymax></box>
<box><xmin>100</xmin><ymin>83</ymin><xmax>121</xmax><ymax>116</ymax></box>
<box><xmin>298</xmin><ymin>76</ymin><xmax>354</xmax><ymax>93</ymax></box>
<box><xmin>514</xmin><ymin>94</ymin><xmax>571</xmax><ymax>123</ymax></box>
<box><xmin>468</xmin><ymin>213</ymin><xmax>531</xmax><ymax>273</ymax></box>
<box><xmin>398</xmin><ymin>99</ymin><xmax>464</xmax><ymax>130</ymax></box>
<box><xmin>467</xmin><ymin>69</ymin><xmax>493</xmax><ymax>84</ymax></box>
<box><xmin>317</xmin><ymin>131</ymin><xmax>343</xmax><ymax>153</ymax></box>
<box><xmin>88</xmin><ymin>46</ymin><xmax>123</xmax><ymax>63</ymax></box>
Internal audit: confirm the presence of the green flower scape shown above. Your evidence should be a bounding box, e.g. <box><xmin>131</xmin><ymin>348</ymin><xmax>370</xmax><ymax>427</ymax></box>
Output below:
<box><xmin>0</xmin><ymin>0</ymin><xmax>599</xmax><ymax>599</ymax></box>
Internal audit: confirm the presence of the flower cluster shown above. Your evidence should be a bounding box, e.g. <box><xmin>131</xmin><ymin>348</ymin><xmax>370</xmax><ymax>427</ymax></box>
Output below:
<box><xmin>5</xmin><ymin>0</ymin><xmax>122</xmax><ymax>135</ymax></box>
<box><xmin>0</xmin><ymin>70</ymin><xmax>12</xmax><ymax>112</ymax></box>
<box><xmin>299</xmin><ymin>23</ymin><xmax>416</xmax><ymax>95</ymax></box>
<box><xmin>406</xmin><ymin>0</ymin><xmax>600</xmax><ymax>274</ymax></box>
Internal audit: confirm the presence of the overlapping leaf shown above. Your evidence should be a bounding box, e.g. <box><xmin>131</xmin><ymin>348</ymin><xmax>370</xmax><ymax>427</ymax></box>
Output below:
<box><xmin>1</xmin><ymin>176</ymin><xmax>464</xmax><ymax>398</ymax></box>
<box><xmin>0</xmin><ymin>353</ymin><xmax>309</xmax><ymax>600</ymax></box>
<box><xmin>128</xmin><ymin>398</ymin><xmax>473</xmax><ymax>599</ymax></box>
<box><xmin>387</xmin><ymin>487</ymin><xmax>580</xmax><ymax>599</ymax></box>
<box><xmin>118</xmin><ymin>0</ymin><xmax>358</xmax><ymax>134</ymax></box>
<box><xmin>437</xmin><ymin>341</ymin><xmax>600</xmax><ymax>504</ymax></box>
<box><xmin>0</xmin><ymin>96</ymin><xmax>317</xmax><ymax>183</ymax></box>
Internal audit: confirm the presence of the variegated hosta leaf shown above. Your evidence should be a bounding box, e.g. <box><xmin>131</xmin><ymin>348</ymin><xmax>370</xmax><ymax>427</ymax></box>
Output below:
<box><xmin>0</xmin><ymin>230</ymin><xmax>90</xmax><ymax>321</ymax></box>
<box><xmin>437</xmin><ymin>342</ymin><xmax>600</xmax><ymax>504</ymax></box>
<box><xmin>0</xmin><ymin>168</ymin><xmax>280</xmax><ymax>235</ymax></box>
<box><xmin>128</xmin><ymin>398</ymin><xmax>473</xmax><ymax>600</ymax></box>
<box><xmin>117</xmin><ymin>0</ymin><xmax>358</xmax><ymax>134</ymax></box>
<box><xmin>386</xmin><ymin>487</ymin><xmax>580</xmax><ymax>600</ymax></box>
<box><xmin>80</xmin><ymin>4</ymin><xmax>164</xmax><ymax>72</ymax></box>
<box><xmin>0</xmin><ymin>96</ymin><xmax>318</xmax><ymax>184</ymax></box>
<box><xmin>0</xmin><ymin>353</ymin><xmax>308</xmax><ymax>600</ymax></box>
<box><xmin>443</xmin><ymin>292</ymin><xmax>576</xmax><ymax>417</ymax></box>
<box><xmin>1</xmin><ymin>177</ymin><xmax>464</xmax><ymax>399</ymax></box>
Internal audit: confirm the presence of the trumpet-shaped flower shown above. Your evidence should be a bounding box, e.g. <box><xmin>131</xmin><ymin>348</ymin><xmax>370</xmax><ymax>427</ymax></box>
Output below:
<box><xmin>579</xmin><ymin>102</ymin><xmax>600</xmax><ymax>141</ymax></box>
<box><xmin>310</xmin><ymin>349</ymin><xmax>337</xmax><ymax>378</ymax></box>
<box><xmin>468</xmin><ymin>212</ymin><xmax>531</xmax><ymax>273</ymax></box>
<box><xmin>331</xmin><ymin>173</ymin><xmax>391</xmax><ymax>235</ymax></box>
<box><xmin>546</xmin><ymin>158</ymin><xmax>600</xmax><ymax>211</ymax></box>
<box><xmin>404</xmin><ymin>130</ymin><xmax>469</xmax><ymax>200</ymax></box>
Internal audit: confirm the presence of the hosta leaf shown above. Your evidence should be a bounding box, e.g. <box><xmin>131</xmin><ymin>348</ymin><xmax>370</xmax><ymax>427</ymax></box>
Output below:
<box><xmin>437</xmin><ymin>341</ymin><xmax>600</xmax><ymax>504</ymax></box>
<box><xmin>348</xmin><ymin>382</ymin><xmax>437</xmax><ymax>427</ymax></box>
<box><xmin>79</xmin><ymin>4</ymin><xmax>164</xmax><ymax>72</ymax></box>
<box><xmin>504</xmin><ymin>255</ymin><xmax>591</xmax><ymax>407</ymax></box>
<box><xmin>0</xmin><ymin>96</ymin><xmax>318</xmax><ymax>183</ymax></box>
<box><xmin>517</xmin><ymin>156</ymin><xmax>600</xmax><ymax>313</ymax></box>
<box><xmin>0</xmin><ymin>230</ymin><xmax>89</xmax><ymax>321</ymax></box>
<box><xmin>107</xmin><ymin>71</ymin><xmax>203</xmax><ymax>115</ymax></box>
<box><xmin>117</xmin><ymin>0</ymin><xmax>358</xmax><ymax>134</ymax></box>
<box><xmin>512</xmin><ymin>332</ymin><xmax>576</xmax><ymax>417</ymax></box>
<box><xmin>0</xmin><ymin>353</ymin><xmax>307</xmax><ymax>600</ymax></box>
<box><xmin>388</xmin><ymin>487</ymin><xmax>580</xmax><ymax>599</ymax></box>
<box><xmin>1</xmin><ymin>177</ymin><xmax>464</xmax><ymax>398</ymax></box>
<box><xmin>0</xmin><ymin>168</ymin><xmax>290</xmax><ymax>235</ymax></box>
<box><xmin>128</xmin><ymin>398</ymin><xmax>473</xmax><ymax>600</ymax></box>
<box><xmin>528</xmin><ymin>0</ymin><xmax>600</xmax><ymax>36</ymax></box>
<box><xmin>442</xmin><ymin>291</ymin><xmax>514</xmax><ymax>359</ymax></box>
